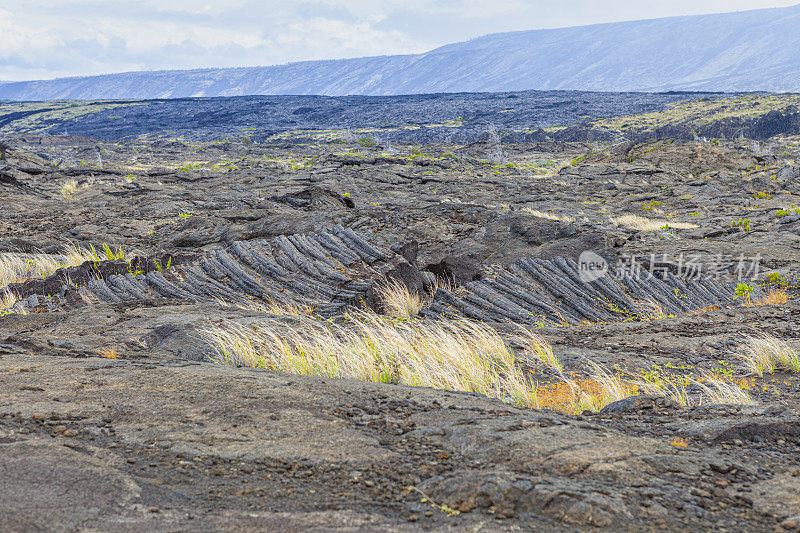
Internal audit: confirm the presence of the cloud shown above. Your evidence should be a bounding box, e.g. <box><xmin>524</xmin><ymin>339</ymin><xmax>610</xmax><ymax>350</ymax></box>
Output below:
<box><xmin>0</xmin><ymin>0</ymin><xmax>798</xmax><ymax>81</ymax></box>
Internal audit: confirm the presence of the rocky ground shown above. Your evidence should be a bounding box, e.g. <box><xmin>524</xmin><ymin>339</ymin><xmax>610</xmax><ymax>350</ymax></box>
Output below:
<box><xmin>2</xmin><ymin>91</ymin><xmax>799</xmax><ymax>144</ymax></box>
<box><xmin>1</xmin><ymin>104</ymin><xmax>800</xmax><ymax>530</ymax></box>
<box><xmin>0</xmin><ymin>91</ymin><xmax>710</xmax><ymax>143</ymax></box>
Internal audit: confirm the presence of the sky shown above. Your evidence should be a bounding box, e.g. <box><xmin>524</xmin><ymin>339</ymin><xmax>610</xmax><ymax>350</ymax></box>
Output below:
<box><xmin>0</xmin><ymin>0</ymin><xmax>798</xmax><ymax>82</ymax></box>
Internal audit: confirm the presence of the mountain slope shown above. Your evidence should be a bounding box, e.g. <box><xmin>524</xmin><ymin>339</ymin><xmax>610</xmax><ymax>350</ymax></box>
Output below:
<box><xmin>2</xmin><ymin>4</ymin><xmax>800</xmax><ymax>100</ymax></box>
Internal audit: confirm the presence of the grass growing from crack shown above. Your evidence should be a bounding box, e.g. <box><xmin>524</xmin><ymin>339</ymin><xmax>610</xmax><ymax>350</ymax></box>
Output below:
<box><xmin>523</xmin><ymin>208</ymin><xmax>576</xmax><ymax>223</ymax></box>
<box><xmin>0</xmin><ymin>245</ymin><xmax>103</xmax><ymax>290</ymax></box>
<box><xmin>0</xmin><ymin>290</ymin><xmax>21</xmax><ymax>314</ymax></box>
<box><xmin>694</xmin><ymin>373</ymin><xmax>756</xmax><ymax>405</ymax></box>
<box><xmin>206</xmin><ymin>278</ymin><xmax>759</xmax><ymax>414</ymax></box>
<box><xmin>219</xmin><ymin>298</ymin><xmax>315</xmax><ymax>317</ymax></box>
<box><xmin>206</xmin><ymin>312</ymin><xmax>540</xmax><ymax>408</ymax></box>
<box><xmin>611</xmin><ymin>214</ymin><xmax>697</xmax><ymax>232</ymax></box>
<box><xmin>379</xmin><ymin>280</ymin><xmax>423</xmax><ymax>318</ymax></box>
<box><xmin>521</xmin><ymin>331</ymin><xmax>563</xmax><ymax>374</ymax></box>
<box><xmin>736</xmin><ymin>334</ymin><xmax>800</xmax><ymax>375</ymax></box>
<box><xmin>207</xmin><ymin>309</ymin><xmax>758</xmax><ymax>413</ymax></box>
<box><xmin>59</xmin><ymin>177</ymin><xmax>94</xmax><ymax>199</ymax></box>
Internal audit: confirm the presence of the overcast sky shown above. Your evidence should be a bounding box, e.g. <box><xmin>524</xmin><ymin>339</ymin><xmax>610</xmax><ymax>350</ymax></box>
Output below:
<box><xmin>1</xmin><ymin>0</ymin><xmax>798</xmax><ymax>81</ymax></box>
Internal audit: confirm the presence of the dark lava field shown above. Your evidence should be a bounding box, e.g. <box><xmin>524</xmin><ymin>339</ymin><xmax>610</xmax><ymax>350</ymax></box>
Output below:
<box><xmin>0</xmin><ymin>90</ymin><xmax>733</xmax><ymax>142</ymax></box>
<box><xmin>1</xmin><ymin>91</ymin><xmax>800</xmax><ymax>531</ymax></box>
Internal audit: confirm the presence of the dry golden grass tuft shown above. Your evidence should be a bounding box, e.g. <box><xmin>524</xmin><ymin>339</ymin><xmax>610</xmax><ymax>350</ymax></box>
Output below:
<box><xmin>671</xmin><ymin>436</ymin><xmax>690</xmax><ymax>448</ymax></box>
<box><xmin>379</xmin><ymin>280</ymin><xmax>423</xmax><ymax>318</ymax></box>
<box><xmin>205</xmin><ymin>312</ymin><xmax>539</xmax><ymax>408</ymax></box>
<box><xmin>635</xmin><ymin>298</ymin><xmax>670</xmax><ymax>320</ymax></box>
<box><xmin>60</xmin><ymin>179</ymin><xmax>79</xmax><ymax>199</ymax></box>
<box><xmin>552</xmin><ymin>361</ymin><xmax>756</xmax><ymax>413</ymax></box>
<box><xmin>543</xmin><ymin>361</ymin><xmax>639</xmax><ymax>414</ymax></box>
<box><xmin>0</xmin><ymin>245</ymin><xmax>99</xmax><ymax>290</ymax></box>
<box><xmin>523</xmin><ymin>208</ymin><xmax>575</xmax><ymax>224</ymax></box>
<box><xmin>97</xmin><ymin>346</ymin><xmax>120</xmax><ymax>359</ymax></box>
<box><xmin>218</xmin><ymin>297</ymin><xmax>315</xmax><ymax>317</ymax></box>
<box><xmin>693</xmin><ymin>373</ymin><xmax>755</xmax><ymax>405</ymax></box>
<box><xmin>1</xmin><ymin>290</ymin><xmax>18</xmax><ymax>310</ymax></box>
<box><xmin>751</xmin><ymin>288</ymin><xmax>790</xmax><ymax>307</ymax></box>
<box><xmin>60</xmin><ymin>177</ymin><xmax>94</xmax><ymax>200</ymax></box>
<box><xmin>611</xmin><ymin>214</ymin><xmax>697</xmax><ymax>232</ymax></box>
<box><xmin>206</xmin><ymin>303</ymin><xmax>759</xmax><ymax>414</ymax></box>
<box><xmin>520</xmin><ymin>330</ymin><xmax>563</xmax><ymax>374</ymax></box>
<box><xmin>736</xmin><ymin>334</ymin><xmax>800</xmax><ymax>375</ymax></box>
<box><xmin>687</xmin><ymin>304</ymin><xmax>721</xmax><ymax>316</ymax></box>
<box><xmin>585</xmin><ymin>359</ymin><xmax>635</xmax><ymax>405</ymax></box>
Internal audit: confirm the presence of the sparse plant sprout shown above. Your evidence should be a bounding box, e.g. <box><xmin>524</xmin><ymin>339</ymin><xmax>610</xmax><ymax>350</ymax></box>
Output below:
<box><xmin>412</xmin><ymin>487</ymin><xmax>461</xmax><ymax>517</ymax></box>
<box><xmin>153</xmin><ymin>256</ymin><xmax>172</xmax><ymax>272</ymax></box>
<box><xmin>90</xmin><ymin>243</ymin><xmax>124</xmax><ymax>263</ymax></box>
<box><xmin>568</xmin><ymin>152</ymin><xmax>591</xmax><ymax>166</ymax></box>
<box><xmin>776</xmin><ymin>205</ymin><xmax>800</xmax><ymax>218</ymax></box>
<box><xmin>753</xmin><ymin>190</ymin><xmax>771</xmax><ymax>200</ymax></box>
<box><xmin>178</xmin><ymin>162</ymin><xmax>202</xmax><ymax>172</ymax></box>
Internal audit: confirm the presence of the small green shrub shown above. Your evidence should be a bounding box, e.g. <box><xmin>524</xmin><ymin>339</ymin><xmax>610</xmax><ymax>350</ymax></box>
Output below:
<box><xmin>641</xmin><ymin>200</ymin><xmax>663</xmax><ymax>211</ymax></box>
<box><xmin>776</xmin><ymin>205</ymin><xmax>800</xmax><ymax>218</ymax></box>
<box><xmin>356</xmin><ymin>135</ymin><xmax>376</xmax><ymax>148</ymax></box>
<box><xmin>732</xmin><ymin>218</ymin><xmax>751</xmax><ymax>231</ymax></box>
<box><xmin>764</xmin><ymin>272</ymin><xmax>788</xmax><ymax>287</ymax></box>
<box><xmin>734</xmin><ymin>283</ymin><xmax>755</xmax><ymax>303</ymax></box>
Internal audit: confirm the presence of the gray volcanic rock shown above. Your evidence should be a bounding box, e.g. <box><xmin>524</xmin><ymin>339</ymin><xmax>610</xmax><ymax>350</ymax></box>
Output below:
<box><xmin>2</xmin><ymin>131</ymin><xmax>800</xmax><ymax>530</ymax></box>
<box><xmin>1</xmin><ymin>5</ymin><xmax>800</xmax><ymax>100</ymax></box>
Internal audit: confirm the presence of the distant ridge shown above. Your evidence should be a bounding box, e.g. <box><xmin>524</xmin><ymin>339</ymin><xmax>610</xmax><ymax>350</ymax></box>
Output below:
<box><xmin>1</xmin><ymin>4</ymin><xmax>800</xmax><ymax>100</ymax></box>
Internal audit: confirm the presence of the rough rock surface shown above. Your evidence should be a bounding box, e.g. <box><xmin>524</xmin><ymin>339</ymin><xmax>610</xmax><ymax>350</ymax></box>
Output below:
<box><xmin>1</xmin><ymin>347</ymin><xmax>799</xmax><ymax>531</ymax></box>
<box><xmin>1</xmin><ymin>112</ymin><xmax>800</xmax><ymax>530</ymax></box>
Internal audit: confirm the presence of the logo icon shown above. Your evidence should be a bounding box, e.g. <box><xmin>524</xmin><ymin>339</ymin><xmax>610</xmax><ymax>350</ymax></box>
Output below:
<box><xmin>578</xmin><ymin>251</ymin><xmax>608</xmax><ymax>283</ymax></box>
